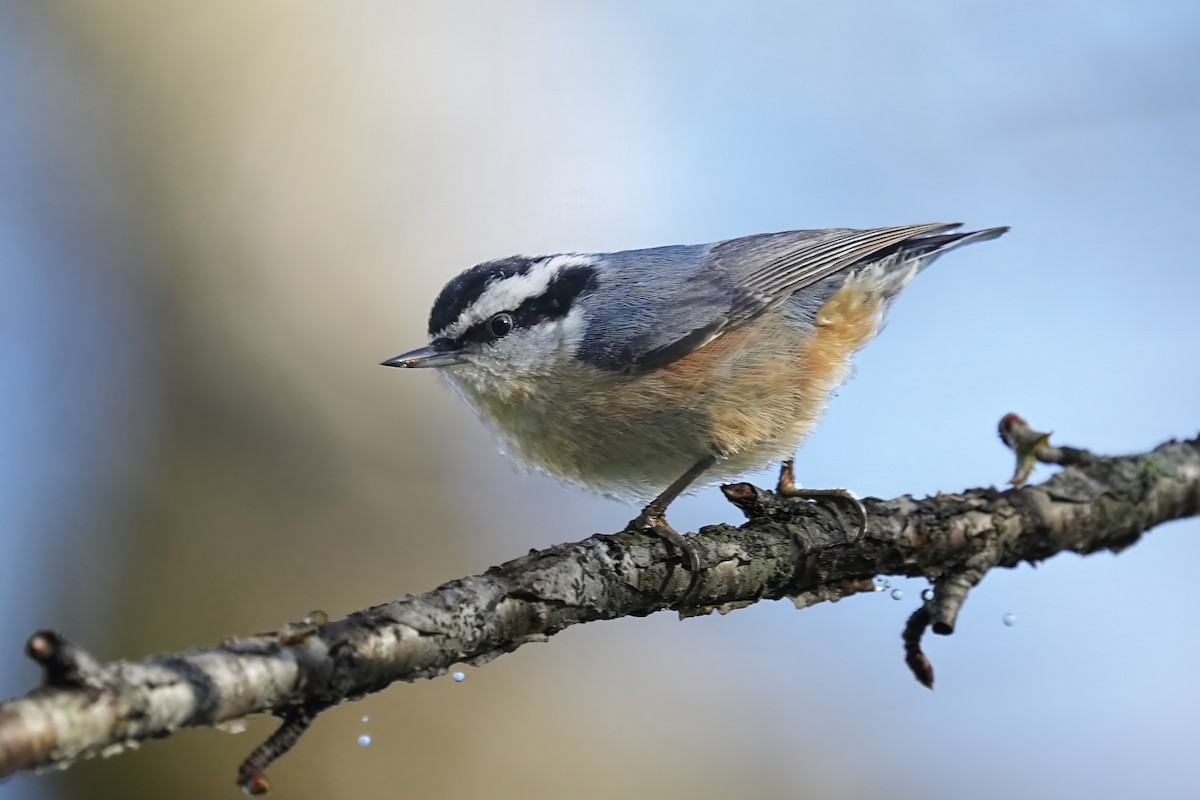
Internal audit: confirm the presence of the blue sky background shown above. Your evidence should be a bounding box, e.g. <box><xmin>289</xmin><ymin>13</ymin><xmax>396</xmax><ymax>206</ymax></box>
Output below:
<box><xmin>1</xmin><ymin>3</ymin><xmax>1197</xmax><ymax>799</ymax></box>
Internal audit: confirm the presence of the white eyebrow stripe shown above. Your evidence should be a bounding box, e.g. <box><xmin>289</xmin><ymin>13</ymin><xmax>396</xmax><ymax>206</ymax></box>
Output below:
<box><xmin>438</xmin><ymin>254</ymin><xmax>594</xmax><ymax>340</ymax></box>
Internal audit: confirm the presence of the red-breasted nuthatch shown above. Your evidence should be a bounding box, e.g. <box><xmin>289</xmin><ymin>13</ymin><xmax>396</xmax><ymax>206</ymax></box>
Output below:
<box><xmin>383</xmin><ymin>223</ymin><xmax>1007</xmax><ymax>574</ymax></box>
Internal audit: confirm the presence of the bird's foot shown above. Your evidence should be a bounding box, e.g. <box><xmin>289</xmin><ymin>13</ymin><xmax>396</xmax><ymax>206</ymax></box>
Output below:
<box><xmin>629</xmin><ymin>508</ymin><xmax>702</xmax><ymax>605</ymax></box>
<box><xmin>776</xmin><ymin>460</ymin><xmax>867</xmax><ymax>540</ymax></box>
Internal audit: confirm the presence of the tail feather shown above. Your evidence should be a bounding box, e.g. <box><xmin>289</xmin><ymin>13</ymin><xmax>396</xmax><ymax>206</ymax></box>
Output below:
<box><xmin>845</xmin><ymin>225</ymin><xmax>1008</xmax><ymax>303</ymax></box>
<box><xmin>904</xmin><ymin>226</ymin><xmax>1009</xmax><ymax>261</ymax></box>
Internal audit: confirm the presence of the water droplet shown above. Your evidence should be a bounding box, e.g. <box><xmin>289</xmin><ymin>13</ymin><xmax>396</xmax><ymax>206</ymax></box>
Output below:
<box><xmin>452</xmin><ymin>671</ymin><xmax>465</xmax><ymax>682</ymax></box>
<box><xmin>357</xmin><ymin>734</ymin><xmax>372</xmax><ymax>747</ymax></box>
<box><xmin>921</xmin><ymin>588</ymin><xmax>934</xmax><ymax>602</ymax></box>
<box><xmin>1002</xmin><ymin>613</ymin><xmax>1016</xmax><ymax>627</ymax></box>
<box><xmin>361</xmin><ymin>715</ymin><xmax>369</xmax><ymax>724</ymax></box>
<box><xmin>873</xmin><ymin>576</ymin><xmax>889</xmax><ymax>592</ymax></box>
<box><xmin>890</xmin><ymin>588</ymin><xmax>903</xmax><ymax>600</ymax></box>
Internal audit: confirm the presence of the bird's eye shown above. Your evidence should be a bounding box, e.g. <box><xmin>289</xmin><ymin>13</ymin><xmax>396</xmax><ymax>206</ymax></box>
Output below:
<box><xmin>488</xmin><ymin>312</ymin><xmax>514</xmax><ymax>339</ymax></box>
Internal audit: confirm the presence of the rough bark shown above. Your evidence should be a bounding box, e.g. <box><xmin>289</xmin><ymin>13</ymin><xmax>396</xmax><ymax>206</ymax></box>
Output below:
<box><xmin>1</xmin><ymin>422</ymin><xmax>1196</xmax><ymax>793</ymax></box>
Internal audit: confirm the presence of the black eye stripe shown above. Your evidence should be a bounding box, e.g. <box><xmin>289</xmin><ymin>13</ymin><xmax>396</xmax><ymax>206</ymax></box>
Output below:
<box><xmin>453</xmin><ymin>265</ymin><xmax>598</xmax><ymax>346</ymax></box>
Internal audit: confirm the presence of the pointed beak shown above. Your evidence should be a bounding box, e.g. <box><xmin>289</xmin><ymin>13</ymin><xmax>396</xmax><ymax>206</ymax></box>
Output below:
<box><xmin>380</xmin><ymin>339</ymin><xmax>464</xmax><ymax>369</ymax></box>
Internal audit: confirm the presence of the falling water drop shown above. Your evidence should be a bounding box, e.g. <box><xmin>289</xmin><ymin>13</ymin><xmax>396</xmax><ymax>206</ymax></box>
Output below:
<box><xmin>357</xmin><ymin>734</ymin><xmax>372</xmax><ymax>747</ymax></box>
<box><xmin>452</xmin><ymin>671</ymin><xmax>465</xmax><ymax>682</ymax></box>
<box><xmin>1002</xmin><ymin>613</ymin><xmax>1017</xmax><ymax>627</ymax></box>
<box><xmin>921</xmin><ymin>588</ymin><xmax>934</xmax><ymax>602</ymax></box>
<box><xmin>890</xmin><ymin>588</ymin><xmax>903</xmax><ymax>601</ymax></box>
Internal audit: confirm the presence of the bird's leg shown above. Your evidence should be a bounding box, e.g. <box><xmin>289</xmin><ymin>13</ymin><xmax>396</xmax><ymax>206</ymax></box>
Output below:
<box><xmin>776</xmin><ymin>459</ymin><xmax>867</xmax><ymax>539</ymax></box>
<box><xmin>630</xmin><ymin>455</ymin><xmax>716</xmax><ymax>600</ymax></box>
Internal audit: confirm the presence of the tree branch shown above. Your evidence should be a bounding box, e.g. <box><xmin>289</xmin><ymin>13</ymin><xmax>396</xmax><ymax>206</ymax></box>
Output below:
<box><xmin>2</xmin><ymin>420</ymin><xmax>1197</xmax><ymax>792</ymax></box>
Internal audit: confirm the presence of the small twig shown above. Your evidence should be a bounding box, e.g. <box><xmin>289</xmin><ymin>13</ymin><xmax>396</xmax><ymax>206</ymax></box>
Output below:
<box><xmin>928</xmin><ymin>549</ymin><xmax>996</xmax><ymax>635</ymax></box>
<box><xmin>237</xmin><ymin>710</ymin><xmax>314</xmax><ymax>796</ymax></box>
<box><xmin>26</xmin><ymin>631</ymin><xmax>107</xmax><ymax>692</ymax></box>
<box><xmin>902</xmin><ymin>605</ymin><xmax>935</xmax><ymax>689</ymax></box>
<box><xmin>999</xmin><ymin>413</ymin><xmax>1095</xmax><ymax>486</ymax></box>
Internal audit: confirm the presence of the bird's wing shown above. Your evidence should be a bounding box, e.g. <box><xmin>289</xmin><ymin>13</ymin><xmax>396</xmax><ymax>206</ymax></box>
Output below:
<box><xmin>584</xmin><ymin>223</ymin><xmax>961</xmax><ymax>374</ymax></box>
<box><xmin>719</xmin><ymin>222</ymin><xmax>961</xmax><ymax>324</ymax></box>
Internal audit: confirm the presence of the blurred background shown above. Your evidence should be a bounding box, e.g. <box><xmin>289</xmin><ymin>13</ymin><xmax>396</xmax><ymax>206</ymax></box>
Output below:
<box><xmin>1</xmin><ymin>2</ymin><xmax>1198</xmax><ymax>798</ymax></box>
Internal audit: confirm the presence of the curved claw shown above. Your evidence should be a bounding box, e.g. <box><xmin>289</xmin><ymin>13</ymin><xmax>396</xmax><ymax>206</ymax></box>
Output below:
<box><xmin>630</xmin><ymin>511</ymin><xmax>702</xmax><ymax>573</ymax></box>
<box><xmin>776</xmin><ymin>460</ymin><xmax>867</xmax><ymax>540</ymax></box>
<box><xmin>628</xmin><ymin>510</ymin><xmax>703</xmax><ymax>604</ymax></box>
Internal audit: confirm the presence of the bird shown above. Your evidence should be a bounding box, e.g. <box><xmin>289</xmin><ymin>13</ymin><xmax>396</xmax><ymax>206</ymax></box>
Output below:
<box><xmin>383</xmin><ymin>222</ymin><xmax>1007</xmax><ymax>586</ymax></box>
